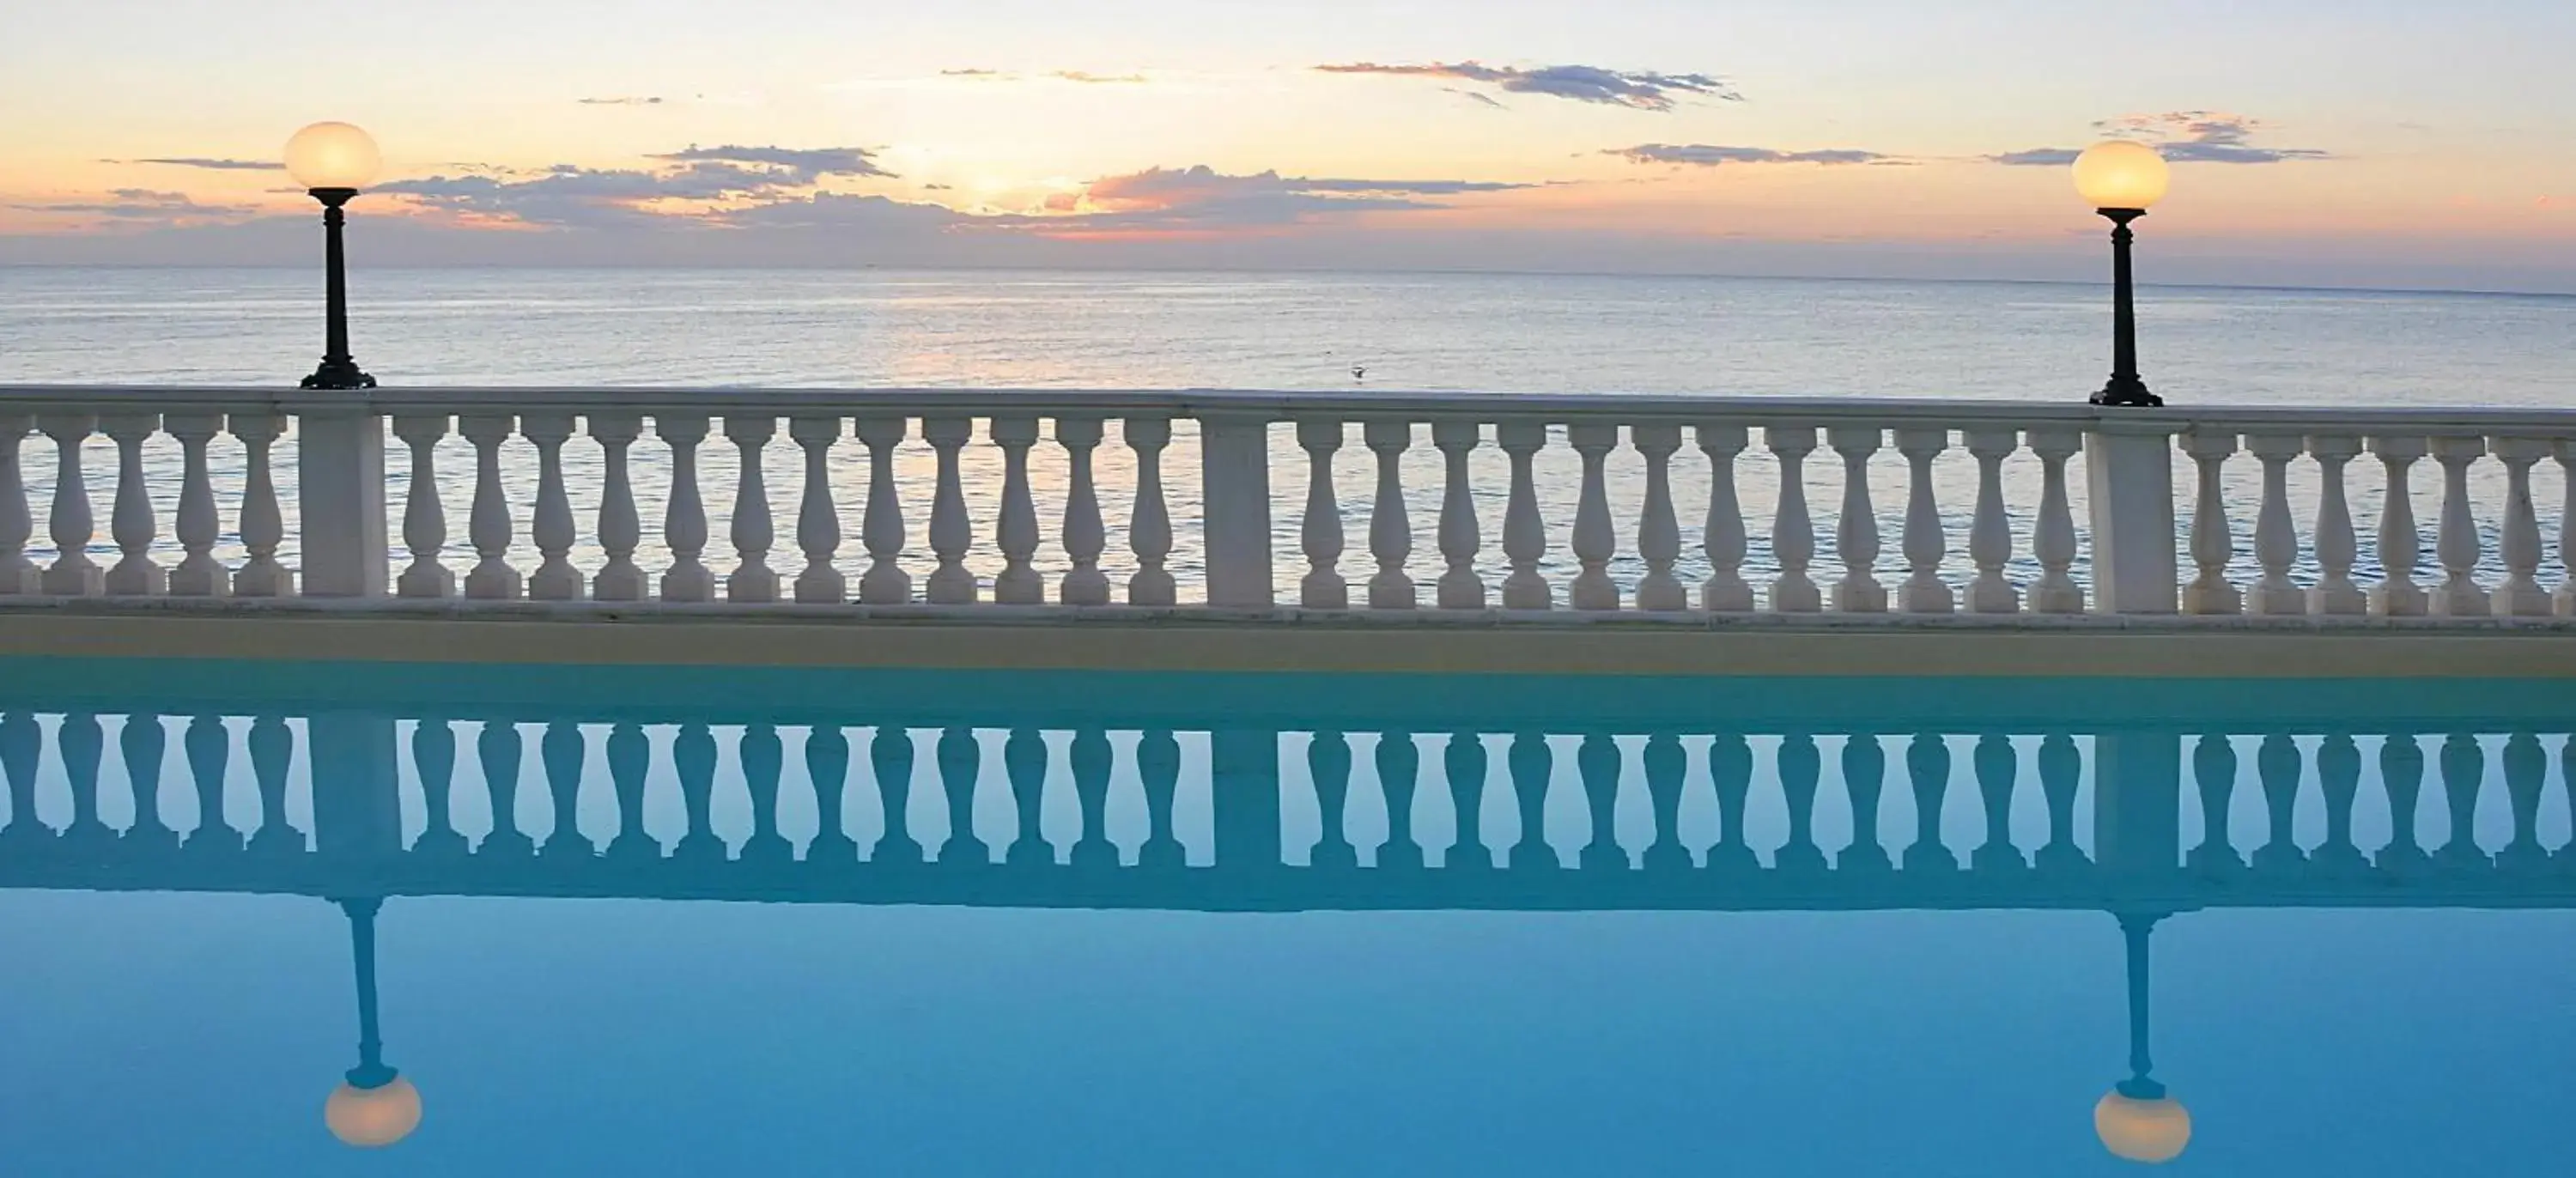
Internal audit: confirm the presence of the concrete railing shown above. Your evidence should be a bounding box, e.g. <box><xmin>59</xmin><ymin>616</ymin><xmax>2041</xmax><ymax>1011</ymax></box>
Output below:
<box><xmin>3</xmin><ymin>386</ymin><xmax>2574</xmax><ymax>620</ymax></box>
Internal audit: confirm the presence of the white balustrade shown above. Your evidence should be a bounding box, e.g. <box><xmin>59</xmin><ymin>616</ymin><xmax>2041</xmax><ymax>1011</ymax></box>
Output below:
<box><xmin>0</xmin><ymin>387</ymin><xmax>2571</xmax><ymax>634</ymax></box>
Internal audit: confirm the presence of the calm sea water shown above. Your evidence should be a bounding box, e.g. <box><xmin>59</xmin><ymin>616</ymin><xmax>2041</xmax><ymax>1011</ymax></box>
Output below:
<box><xmin>2</xmin><ymin>266</ymin><xmax>2571</xmax><ymax>404</ymax></box>
<box><xmin>4</xmin><ymin>659</ymin><xmax>2576</xmax><ymax>1174</ymax></box>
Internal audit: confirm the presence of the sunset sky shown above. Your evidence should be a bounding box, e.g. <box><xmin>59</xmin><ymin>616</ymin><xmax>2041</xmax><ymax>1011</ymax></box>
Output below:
<box><xmin>4</xmin><ymin>0</ymin><xmax>2573</xmax><ymax>288</ymax></box>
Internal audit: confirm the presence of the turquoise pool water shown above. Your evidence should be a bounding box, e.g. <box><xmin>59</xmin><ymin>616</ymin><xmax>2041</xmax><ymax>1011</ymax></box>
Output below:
<box><xmin>4</xmin><ymin>658</ymin><xmax>2574</xmax><ymax>1174</ymax></box>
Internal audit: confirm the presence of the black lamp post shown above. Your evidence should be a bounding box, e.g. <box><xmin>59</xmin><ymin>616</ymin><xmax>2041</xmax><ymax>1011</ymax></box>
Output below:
<box><xmin>283</xmin><ymin>122</ymin><xmax>382</xmax><ymax>391</ymax></box>
<box><xmin>324</xmin><ymin>896</ymin><xmax>422</xmax><ymax>1148</ymax></box>
<box><xmin>2094</xmin><ymin>910</ymin><xmax>2191</xmax><ymax>1164</ymax></box>
<box><xmin>2073</xmin><ymin>141</ymin><xmax>2173</xmax><ymax>408</ymax></box>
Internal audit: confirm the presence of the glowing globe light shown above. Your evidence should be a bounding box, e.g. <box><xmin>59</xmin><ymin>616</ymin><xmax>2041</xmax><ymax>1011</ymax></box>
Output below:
<box><xmin>2073</xmin><ymin>141</ymin><xmax>2171</xmax><ymax>211</ymax></box>
<box><xmin>2094</xmin><ymin>1090</ymin><xmax>2191</xmax><ymax>1164</ymax></box>
<box><xmin>284</xmin><ymin>122</ymin><xmax>383</xmax><ymax>191</ymax></box>
<box><xmin>325</xmin><ymin>1076</ymin><xmax>422</xmax><ymax>1148</ymax></box>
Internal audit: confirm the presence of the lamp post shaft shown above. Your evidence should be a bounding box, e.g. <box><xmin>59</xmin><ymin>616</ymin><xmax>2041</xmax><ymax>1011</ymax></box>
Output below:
<box><xmin>2117</xmin><ymin>911</ymin><xmax>2166</xmax><ymax>1098</ymax></box>
<box><xmin>2093</xmin><ymin>209</ymin><xmax>2160</xmax><ymax>408</ymax></box>
<box><xmin>303</xmin><ymin>189</ymin><xmax>375</xmax><ymax>391</ymax></box>
<box><xmin>338</xmin><ymin>897</ymin><xmax>398</xmax><ymax>1088</ymax></box>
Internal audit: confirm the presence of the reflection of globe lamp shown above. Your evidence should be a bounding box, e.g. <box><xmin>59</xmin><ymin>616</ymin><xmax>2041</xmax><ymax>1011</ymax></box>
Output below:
<box><xmin>282</xmin><ymin>121</ymin><xmax>383</xmax><ymax>390</ymax></box>
<box><xmin>2096</xmin><ymin>912</ymin><xmax>2189</xmax><ymax>1164</ymax></box>
<box><xmin>2070</xmin><ymin>140</ymin><xmax>2172</xmax><ymax>408</ymax></box>
<box><xmin>324</xmin><ymin>898</ymin><xmax>422</xmax><ymax>1148</ymax></box>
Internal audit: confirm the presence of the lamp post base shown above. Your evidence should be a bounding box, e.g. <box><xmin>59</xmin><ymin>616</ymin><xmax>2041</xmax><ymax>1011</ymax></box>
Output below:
<box><xmin>2091</xmin><ymin>376</ymin><xmax>2162</xmax><ymax>409</ymax></box>
<box><xmin>303</xmin><ymin>361</ymin><xmax>377</xmax><ymax>391</ymax></box>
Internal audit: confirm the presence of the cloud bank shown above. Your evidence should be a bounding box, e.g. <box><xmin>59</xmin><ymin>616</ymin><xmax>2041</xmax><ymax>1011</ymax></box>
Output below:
<box><xmin>1315</xmin><ymin>61</ymin><xmax>1740</xmax><ymax>111</ymax></box>
<box><xmin>1609</xmin><ymin>144</ymin><xmax>1890</xmax><ymax>167</ymax></box>
<box><xmin>1992</xmin><ymin>112</ymin><xmax>2330</xmax><ymax>167</ymax></box>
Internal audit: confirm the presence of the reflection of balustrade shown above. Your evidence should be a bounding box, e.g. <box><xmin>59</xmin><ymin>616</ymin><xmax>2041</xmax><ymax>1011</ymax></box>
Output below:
<box><xmin>9</xmin><ymin>389</ymin><xmax>2576</xmax><ymax>621</ymax></box>
<box><xmin>8</xmin><ymin>698</ymin><xmax>2574</xmax><ymax>911</ymax></box>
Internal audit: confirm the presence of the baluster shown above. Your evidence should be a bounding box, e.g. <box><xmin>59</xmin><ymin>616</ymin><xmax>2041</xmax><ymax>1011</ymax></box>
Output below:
<box><xmin>991</xmin><ymin>417</ymin><xmax>1043</xmax><ymax>605</ymax></box>
<box><xmin>1377</xmin><ymin>732</ymin><xmax>1423</xmax><ymax>870</ymax></box>
<box><xmin>1633</xmin><ymin>424</ymin><xmax>1686</xmax><ymax>611</ymax></box>
<box><xmin>156</xmin><ymin>416</ymin><xmax>225</xmax><ymax>598</ymax></box>
<box><xmin>1058</xmin><ymin>417</ymin><xmax>1110</xmax><ymax>607</ymax></box>
<box><xmin>871</xmin><ymin>726</ymin><xmax>923</xmax><ymax>865</ymax></box>
<box><xmin>2035</xmin><ymin>733</ymin><xmax>2086</xmax><ymax>870</ymax></box>
<box><xmin>726</xmin><ymin>415</ymin><xmax>780</xmax><ymax>604</ymax></box>
<box><xmin>181</xmin><ymin>714</ymin><xmax>236</xmax><ymax>853</ymax></box>
<box><xmin>524</xmin><ymin>416</ymin><xmax>583</xmax><ymax>600</ymax></box>
<box><xmin>2560</xmin><ymin>442</ymin><xmax>2576</xmax><ymax>617</ymax></box>
<box><xmin>2181</xmin><ymin>431</ymin><xmax>2242</xmax><ymax>615</ymax></box>
<box><xmin>1828</xmin><ymin>427</ymin><xmax>1885</xmax><ymax>613</ymax></box>
<box><xmin>1002</xmin><ymin>727</ymin><xmax>1048</xmax><ymax>865</ymax></box>
<box><xmin>790</xmin><ymin>415</ymin><xmax>848</xmax><ymax>604</ymax></box>
<box><xmin>1768</xmin><ymin>425</ymin><xmax>1822</xmax><ymax>612</ymax></box>
<box><xmin>1707</xmin><ymin>732</ymin><xmax>1757</xmax><ymax>873</ymax></box>
<box><xmin>1904</xmin><ymin>734</ymin><xmax>1957</xmax><ymax>871</ymax></box>
<box><xmin>742</xmin><ymin>725</ymin><xmax>791</xmax><ymax>864</ymax></box>
<box><xmin>60</xmin><ymin>713</ymin><xmax>107</xmax><ymax>846</ymax></box>
<box><xmin>658</xmin><ymin>415</ymin><xmax>715</xmax><ymax>603</ymax></box>
<box><xmin>856</xmin><ymin>416</ymin><xmax>913</xmax><ymax>604</ymax></box>
<box><xmin>924</xmin><ymin>418</ymin><xmax>978</xmax><ymax>604</ymax></box>
<box><xmin>2368</xmin><ymin>436</ymin><xmax>2428</xmax><ymax>616</ymax></box>
<box><xmin>1576</xmin><ymin>733</ymin><xmax>1625</xmax><ymax>869</ymax></box>
<box><xmin>591</xmin><ymin>414</ymin><xmax>647</xmax><ymax>602</ymax></box>
<box><xmin>670</xmin><ymin>723</ymin><xmax>721</xmax><ymax>862</ymax></box>
<box><xmin>936</xmin><ymin>727</ymin><xmax>986</xmax><ymax>864</ymax></box>
<box><xmin>391</xmin><ymin>415</ymin><xmax>454</xmax><ymax>598</ymax></box>
<box><xmin>0</xmin><ymin>711</ymin><xmax>40</xmax><ymax>844</ymax></box>
<box><xmin>1971</xmin><ymin>733</ymin><xmax>2023</xmax><ymax>870</ymax></box>
<box><xmin>1698</xmin><ymin>425</ymin><xmax>1753</xmax><ymax>611</ymax></box>
<box><xmin>806</xmin><ymin>725</ymin><xmax>858</xmax><ymax>865</ymax></box>
<box><xmin>121</xmin><ymin>714</ymin><xmax>173</xmax><ymax>848</ymax></box>
<box><xmin>477</xmin><ymin>720</ymin><xmax>532</xmax><ymax>855</ymax></box>
<box><xmin>412</xmin><ymin>720</ymin><xmax>467</xmax><ymax>857</ymax></box>
<box><xmin>2245</xmin><ymin>434</ymin><xmax>2306</xmax><ymax>615</ymax></box>
<box><xmin>539</xmin><ymin>721</ymin><xmax>590</xmax><ymax>859</ymax></box>
<box><xmin>1887</xmin><ymin>428</ymin><xmax>1956</xmax><ymax>614</ymax></box>
<box><xmin>603</xmin><ymin>723</ymin><xmax>653</xmax><ymax>861</ymax></box>
<box><xmin>2500</xmin><ymin>732</ymin><xmax>2547</xmax><ymax>871</ymax></box>
<box><xmin>459</xmin><ymin>415</ymin><xmax>521</xmax><ymax>599</ymax></box>
<box><xmin>2436</xmin><ymin>733</ymin><xmax>2489</xmax><ymax>870</ymax></box>
<box><xmin>1297</xmin><ymin>417</ymin><xmax>1348</xmax><ymax>610</ymax></box>
<box><xmin>2307</xmin><ymin>435</ymin><xmax>2366</xmax><ymax>615</ymax></box>
<box><xmin>2430</xmin><ymin>435</ymin><xmax>2490</xmax><ymax>616</ymax></box>
<box><xmin>2188</xmin><ymin>734</ymin><xmax>2242</xmax><ymax>874</ymax></box>
<box><xmin>1138</xmin><ymin>729</ymin><xmax>1184</xmax><ymax>869</ymax></box>
<box><xmin>1641</xmin><ymin>733</ymin><xmax>1688</xmax><ymax>871</ymax></box>
<box><xmin>1498</xmin><ymin>421</ymin><xmax>1552</xmax><ymax>610</ymax></box>
<box><xmin>1506</xmin><ymin>732</ymin><xmax>1554</xmax><ymax>871</ymax></box>
<box><xmin>1443</xmin><ymin>732</ymin><xmax>1491</xmax><ymax>870</ymax></box>
<box><xmin>246</xmin><ymin>714</ymin><xmax>295</xmax><ymax>854</ymax></box>
<box><xmin>1069</xmin><ymin>728</ymin><xmax>1116</xmax><ymax>867</ymax></box>
<box><xmin>1840</xmin><ymin>734</ymin><xmax>1892</xmax><ymax>872</ymax></box>
<box><xmin>1776</xmin><ymin>733</ymin><xmax>1825</xmax><ymax>872</ymax></box>
<box><xmin>223</xmin><ymin>414</ymin><xmax>290</xmax><ymax>598</ymax></box>
<box><xmin>1309</xmin><ymin>732</ymin><xmax>1358</xmax><ymax>869</ymax></box>
<box><xmin>1962</xmin><ymin>428</ymin><xmax>2019</xmax><ymax>613</ymax></box>
<box><xmin>100</xmin><ymin>414</ymin><xmax>165</xmax><ymax>597</ymax></box>
<box><xmin>2491</xmin><ymin>437</ymin><xmax>2553</xmax><ymax>617</ymax></box>
<box><xmin>2379</xmin><ymin>733</ymin><xmax>2428</xmax><ymax>873</ymax></box>
<box><xmin>1432</xmin><ymin>420</ymin><xmax>1485</xmax><ymax>610</ymax></box>
<box><xmin>1363</xmin><ymin>420</ymin><xmax>1418</xmax><ymax>610</ymax></box>
<box><xmin>2251</xmin><ymin>734</ymin><xmax>2305</xmax><ymax>871</ymax></box>
<box><xmin>2313</xmin><ymin>732</ymin><xmax>2365</xmax><ymax>872</ymax></box>
<box><xmin>2027</xmin><ymin>429</ymin><xmax>2083</xmax><ymax>613</ymax></box>
<box><xmin>39</xmin><ymin>415</ymin><xmax>102</xmax><ymax>595</ymax></box>
<box><xmin>1125</xmin><ymin>418</ymin><xmax>1176</xmax><ymax>607</ymax></box>
<box><xmin>0</xmin><ymin>415</ymin><xmax>34</xmax><ymax>595</ymax></box>
<box><xmin>1568</xmin><ymin>423</ymin><xmax>1621</xmax><ymax>610</ymax></box>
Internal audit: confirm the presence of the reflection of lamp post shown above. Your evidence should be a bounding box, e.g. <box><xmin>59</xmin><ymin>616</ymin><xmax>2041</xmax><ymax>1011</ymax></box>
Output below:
<box><xmin>2072</xmin><ymin>141</ymin><xmax>2172</xmax><ymax>408</ymax></box>
<box><xmin>323</xmin><ymin>898</ymin><xmax>422</xmax><ymax>1148</ymax></box>
<box><xmin>2094</xmin><ymin>912</ymin><xmax>2190</xmax><ymax>1164</ymax></box>
<box><xmin>283</xmin><ymin>122</ymin><xmax>383</xmax><ymax>391</ymax></box>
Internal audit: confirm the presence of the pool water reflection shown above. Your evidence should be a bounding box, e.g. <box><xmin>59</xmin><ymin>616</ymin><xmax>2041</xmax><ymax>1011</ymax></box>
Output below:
<box><xmin>3</xmin><ymin>659</ymin><xmax>2574</xmax><ymax>1174</ymax></box>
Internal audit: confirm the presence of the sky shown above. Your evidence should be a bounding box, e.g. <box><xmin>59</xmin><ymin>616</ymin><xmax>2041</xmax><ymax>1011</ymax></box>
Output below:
<box><xmin>3</xmin><ymin>0</ymin><xmax>2573</xmax><ymax>289</ymax></box>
